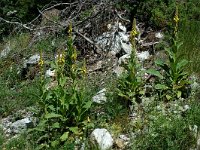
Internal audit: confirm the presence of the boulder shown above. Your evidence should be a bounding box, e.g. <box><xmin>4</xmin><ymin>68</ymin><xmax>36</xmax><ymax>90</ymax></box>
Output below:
<box><xmin>10</xmin><ymin>118</ymin><xmax>32</xmax><ymax>134</ymax></box>
<box><xmin>90</xmin><ymin>128</ymin><xmax>113</xmax><ymax>150</ymax></box>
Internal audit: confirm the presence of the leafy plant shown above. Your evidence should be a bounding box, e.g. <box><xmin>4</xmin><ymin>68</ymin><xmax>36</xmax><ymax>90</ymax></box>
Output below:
<box><xmin>117</xmin><ymin>18</ymin><xmax>144</xmax><ymax>106</ymax></box>
<box><xmin>147</xmin><ymin>7</ymin><xmax>190</xmax><ymax>101</ymax></box>
<box><xmin>31</xmin><ymin>24</ymin><xmax>93</xmax><ymax>148</ymax></box>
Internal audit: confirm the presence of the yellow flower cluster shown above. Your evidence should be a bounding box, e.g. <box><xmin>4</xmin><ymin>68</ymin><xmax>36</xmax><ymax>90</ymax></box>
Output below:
<box><xmin>173</xmin><ymin>7</ymin><xmax>179</xmax><ymax>23</ymax></box>
<box><xmin>71</xmin><ymin>48</ymin><xmax>77</xmax><ymax>61</ymax></box>
<box><xmin>174</xmin><ymin>6</ymin><xmax>179</xmax><ymax>35</ymax></box>
<box><xmin>57</xmin><ymin>51</ymin><xmax>65</xmax><ymax>65</ymax></box>
<box><xmin>39</xmin><ymin>52</ymin><xmax>44</xmax><ymax>67</ymax></box>
<box><xmin>130</xmin><ymin>18</ymin><xmax>138</xmax><ymax>48</ymax></box>
<box><xmin>68</xmin><ymin>23</ymin><xmax>73</xmax><ymax>35</ymax></box>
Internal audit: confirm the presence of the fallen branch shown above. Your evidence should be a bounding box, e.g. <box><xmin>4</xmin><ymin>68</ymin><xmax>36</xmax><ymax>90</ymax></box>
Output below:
<box><xmin>73</xmin><ymin>29</ymin><xmax>102</xmax><ymax>54</ymax></box>
<box><xmin>0</xmin><ymin>17</ymin><xmax>34</xmax><ymax>31</ymax></box>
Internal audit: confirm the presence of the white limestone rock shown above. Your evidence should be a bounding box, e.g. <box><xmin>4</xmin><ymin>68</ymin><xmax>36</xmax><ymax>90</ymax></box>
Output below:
<box><xmin>136</xmin><ymin>51</ymin><xmax>150</xmax><ymax>62</ymax></box>
<box><xmin>23</xmin><ymin>54</ymin><xmax>40</xmax><ymax>68</ymax></box>
<box><xmin>155</xmin><ymin>32</ymin><xmax>164</xmax><ymax>39</ymax></box>
<box><xmin>90</xmin><ymin>128</ymin><xmax>113</xmax><ymax>150</ymax></box>
<box><xmin>45</xmin><ymin>68</ymin><xmax>56</xmax><ymax>78</ymax></box>
<box><xmin>121</xmin><ymin>41</ymin><xmax>132</xmax><ymax>54</ymax></box>
<box><xmin>10</xmin><ymin>118</ymin><xmax>32</xmax><ymax>134</ymax></box>
<box><xmin>118</xmin><ymin>54</ymin><xmax>130</xmax><ymax>65</ymax></box>
<box><xmin>92</xmin><ymin>89</ymin><xmax>107</xmax><ymax>104</ymax></box>
<box><xmin>0</xmin><ymin>43</ymin><xmax>11</xmax><ymax>58</ymax></box>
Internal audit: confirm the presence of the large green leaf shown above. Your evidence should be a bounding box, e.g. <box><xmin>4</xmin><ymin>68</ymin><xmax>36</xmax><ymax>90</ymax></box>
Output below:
<box><xmin>83</xmin><ymin>101</ymin><xmax>92</xmax><ymax>109</ymax></box>
<box><xmin>52</xmin><ymin>122</ymin><xmax>60</xmax><ymax>129</ymax></box>
<box><xmin>60</xmin><ymin>132</ymin><xmax>69</xmax><ymax>142</ymax></box>
<box><xmin>155</xmin><ymin>84</ymin><xmax>169</xmax><ymax>90</ymax></box>
<box><xmin>45</xmin><ymin>113</ymin><xmax>62</xmax><ymax>119</ymax></box>
<box><xmin>69</xmin><ymin>127</ymin><xmax>79</xmax><ymax>134</ymax></box>
<box><xmin>51</xmin><ymin>140</ymin><xmax>60</xmax><ymax>148</ymax></box>
<box><xmin>155</xmin><ymin>59</ymin><xmax>164</xmax><ymax>66</ymax></box>
<box><xmin>176</xmin><ymin>59</ymin><xmax>188</xmax><ymax>70</ymax></box>
<box><xmin>146</xmin><ymin>69</ymin><xmax>163</xmax><ymax>79</ymax></box>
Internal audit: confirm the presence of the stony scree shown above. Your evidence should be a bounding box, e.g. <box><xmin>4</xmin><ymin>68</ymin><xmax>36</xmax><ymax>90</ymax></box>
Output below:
<box><xmin>0</xmin><ymin>109</ymin><xmax>35</xmax><ymax>137</ymax></box>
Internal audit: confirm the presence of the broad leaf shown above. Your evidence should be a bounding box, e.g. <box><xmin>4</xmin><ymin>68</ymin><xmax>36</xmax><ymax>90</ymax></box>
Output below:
<box><xmin>45</xmin><ymin>113</ymin><xmax>62</xmax><ymax>119</ymax></box>
<box><xmin>166</xmin><ymin>94</ymin><xmax>172</xmax><ymax>100</ymax></box>
<box><xmin>155</xmin><ymin>84</ymin><xmax>168</xmax><ymax>90</ymax></box>
<box><xmin>52</xmin><ymin>122</ymin><xmax>60</xmax><ymax>129</ymax></box>
<box><xmin>69</xmin><ymin>127</ymin><xmax>79</xmax><ymax>134</ymax></box>
<box><xmin>177</xmin><ymin>91</ymin><xmax>182</xmax><ymax>98</ymax></box>
<box><xmin>51</xmin><ymin>140</ymin><xmax>59</xmax><ymax>147</ymax></box>
<box><xmin>176</xmin><ymin>59</ymin><xmax>188</xmax><ymax>70</ymax></box>
<box><xmin>146</xmin><ymin>69</ymin><xmax>163</xmax><ymax>79</ymax></box>
<box><xmin>83</xmin><ymin>101</ymin><xmax>92</xmax><ymax>109</ymax></box>
<box><xmin>60</xmin><ymin>132</ymin><xmax>69</xmax><ymax>142</ymax></box>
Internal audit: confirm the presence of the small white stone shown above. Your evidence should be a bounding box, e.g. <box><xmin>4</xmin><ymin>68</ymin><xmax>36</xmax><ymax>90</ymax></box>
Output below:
<box><xmin>26</xmin><ymin>54</ymin><xmax>40</xmax><ymax>65</ymax></box>
<box><xmin>118</xmin><ymin>32</ymin><xmax>129</xmax><ymax>42</ymax></box>
<box><xmin>107</xmin><ymin>24</ymin><xmax>112</xmax><ymax>30</ymax></box>
<box><xmin>136</xmin><ymin>51</ymin><xmax>150</xmax><ymax>61</ymax></box>
<box><xmin>183</xmin><ymin>105</ymin><xmax>190</xmax><ymax>111</ymax></box>
<box><xmin>155</xmin><ymin>32</ymin><xmax>164</xmax><ymax>39</ymax></box>
<box><xmin>92</xmin><ymin>89</ymin><xmax>107</xmax><ymax>103</ymax></box>
<box><xmin>0</xmin><ymin>43</ymin><xmax>11</xmax><ymax>58</ymax></box>
<box><xmin>121</xmin><ymin>42</ymin><xmax>132</xmax><ymax>54</ymax></box>
<box><xmin>118</xmin><ymin>54</ymin><xmax>130</xmax><ymax>65</ymax></box>
<box><xmin>90</xmin><ymin>128</ymin><xmax>113</xmax><ymax>150</ymax></box>
<box><xmin>11</xmin><ymin>118</ymin><xmax>32</xmax><ymax>134</ymax></box>
<box><xmin>118</xmin><ymin>22</ymin><xmax>127</xmax><ymax>32</ymax></box>
<box><xmin>45</xmin><ymin>69</ymin><xmax>55</xmax><ymax>77</ymax></box>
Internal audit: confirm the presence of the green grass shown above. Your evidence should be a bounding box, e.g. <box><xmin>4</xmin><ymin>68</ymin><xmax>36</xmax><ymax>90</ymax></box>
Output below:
<box><xmin>0</xmin><ymin>76</ymin><xmax>39</xmax><ymax>117</ymax></box>
<box><xmin>178</xmin><ymin>20</ymin><xmax>200</xmax><ymax>75</ymax></box>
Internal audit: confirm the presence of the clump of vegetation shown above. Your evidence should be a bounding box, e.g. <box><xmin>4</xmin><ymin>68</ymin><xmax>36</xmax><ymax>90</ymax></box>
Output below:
<box><xmin>30</xmin><ymin>24</ymin><xmax>93</xmax><ymax>149</ymax></box>
<box><xmin>117</xmin><ymin>18</ymin><xmax>144</xmax><ymax>106</ymax></box>
<box><xmin>0</xmin><ymin>1</ymin><xmax>200</xmax><ymax>150</ymax></box>
<box><xmin>147</xmin><ymin>7</ymin><xmax>190</xmax><ymax>101</ymax></box>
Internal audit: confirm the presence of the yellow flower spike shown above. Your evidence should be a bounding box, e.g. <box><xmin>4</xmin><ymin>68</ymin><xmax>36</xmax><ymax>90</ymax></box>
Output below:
<box><xmin>38</xmin><ymin>51</ymin><xmax>44</xmax><ymax>67</ymax></box>
<box><xmin>130</xmin><ymin>18</ymin><xmax>138</xmax><ymax>48</ymax></box>
<box><xmin>71</xmin><ymin>64</ymin><xmax>76</xmax><ymax>71</ymax></box>
<box><xmin>173</xmin><ymin>6</ymin><xmax>179</xmax><ymax>23</ymax></box>
<box><xmin>173</xmin><ymin>6</ymin><xmax>179</xmax><ymax>36</ymax></box>
<box><xmin>71</xmin><ymin>48</ymin><xmax>77</xmax><ymax>61</ymax></box>
<box><xmin>68</xmin><ymin>23</ymin><xmax>73</xmax><ymax>35</ymax></box>
<box><xmin>61</xmin><ymin>50</ymin><xmax>65</xmax><ymax>64</ymax></box>
<box><xmin>82</xmin><ymin>59</ymin><xmax>87</xmax><ymax>75</ymax></box>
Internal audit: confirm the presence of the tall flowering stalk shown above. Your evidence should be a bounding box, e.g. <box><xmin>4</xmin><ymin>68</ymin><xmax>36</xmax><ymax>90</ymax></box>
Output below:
<box><xmin>117</xmin><ymin>18</ymin><xmax>144</xmax><ymax>105</ymax></box>
<box><xmin>130</xmin><ymin>18</ymin><xmax>138</xmax><ymax>50</ymax></box>
<box><xmin>129</xmin><ymin>18</ymin><xmax>138</xmax><ymax>77</ymax></box>
<box><xmin>147</xmin><ymin>6</ymin><xmax>190</xmax><ymax>101</ymax></box>
<box><xmin>173</xmin><ymin>6</ymin><xmax>179</xmax><ymax>37</ymax></box>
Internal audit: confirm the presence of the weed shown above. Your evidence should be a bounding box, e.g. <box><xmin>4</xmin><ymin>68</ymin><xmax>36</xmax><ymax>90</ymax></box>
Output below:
<box><xmin>31</xmin><ymin>24</ymin><xmax>93</xmax><ymax>148</ymax></box>
<box><xmin>147</xmin><ymin>7</ymin><xmax>190</xmax><ymax>101</ymax></box>
<box><xmin>117</xmin><ymin>18</ymin><xmax>145</xmax><ymax>106</ymax></box>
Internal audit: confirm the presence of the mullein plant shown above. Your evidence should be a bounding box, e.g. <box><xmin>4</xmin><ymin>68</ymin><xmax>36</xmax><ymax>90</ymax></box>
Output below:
<box><xmin>117</xmin><ymin>18</ymin><xmax>145</xmax><ymax>106</ymax></box>
<box><xmin>147</xmin><ymin>7</ymin><xmax>190</xmax><ymax>101</ymax></box>
<box><xmin>31</xmin><ymin>23</ymin><xmax>93</xmax><ymax>149</ymax></box>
